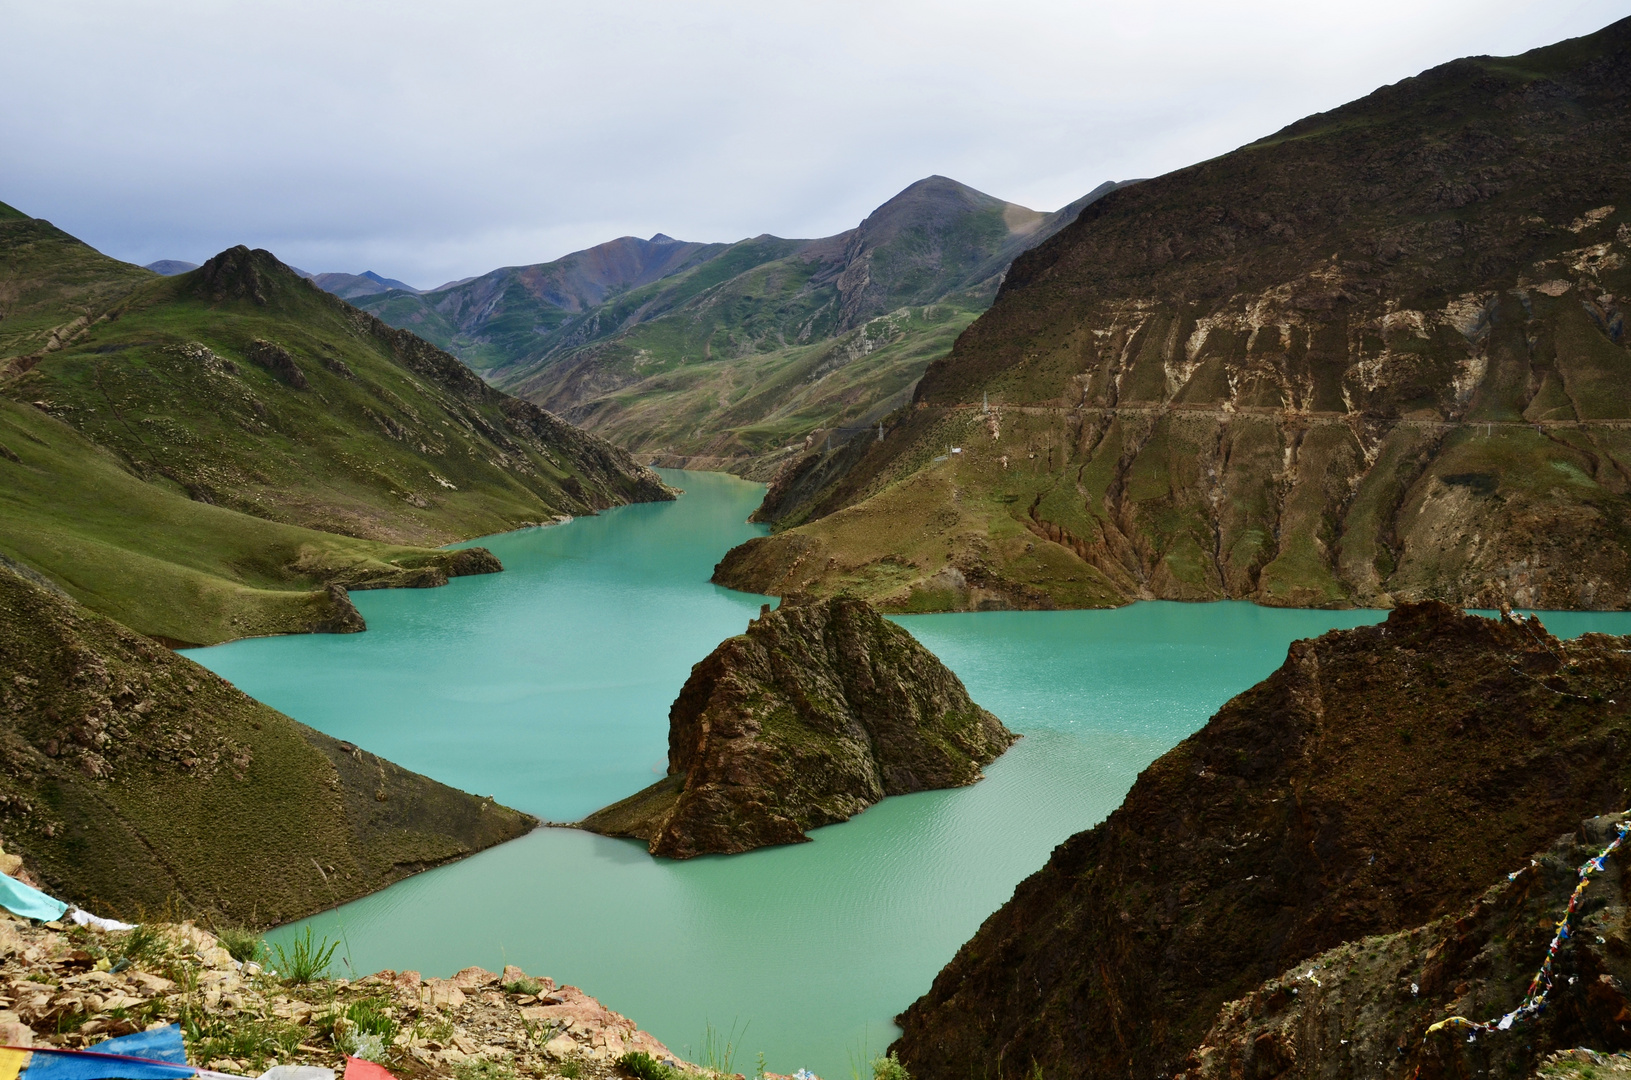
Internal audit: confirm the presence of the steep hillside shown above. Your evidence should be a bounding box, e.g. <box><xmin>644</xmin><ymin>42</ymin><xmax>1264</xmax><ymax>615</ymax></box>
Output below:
<box><xmin>0</xmin><ymin>563</ymin><xmax>534</xmax><ymax>928</ymax></box>
<box><xmin>892</xmin><ymin>603</ymin><xmax>1631</xmax><ymax>1079</ymax></box>
<box><xmin>717</xmin><ymin>19</ymin><xmax>1631</xmax><ymax>612</ymax></box>
<box><xmin>359</xmin><ymin>179</ymin><xmax>1122</xmax><ymax>475</ymax></box>
<box><xmin>1178</xmin><ymin>816</ymin><xmax>1631</xmax><ymax>1080</ymax></box>
<box><xmin>3</xmin><ymin>242</ymin><xmax>671</xmax><ymax>546</ymax></box>
<box><xmin>0</xmin><ymin>201</ymin><xmax>153</xmax><ymax>362</ymax></box>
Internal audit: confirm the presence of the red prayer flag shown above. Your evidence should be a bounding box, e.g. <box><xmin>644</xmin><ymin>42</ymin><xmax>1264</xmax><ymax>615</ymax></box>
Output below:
<box><xmin>343</xmin><ymin>1058</ymin><xmax>397</xmax><ymax>1080</ymax></box>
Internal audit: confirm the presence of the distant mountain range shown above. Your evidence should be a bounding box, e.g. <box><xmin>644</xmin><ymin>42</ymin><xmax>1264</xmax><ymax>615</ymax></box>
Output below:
<box><xmin>298</xmin><ymin>268</ymin><xmax>422</xmax><ymax>300</ymax></box>
<box><xmin>144</xmin><ymin>259</ymin><xmax>198</xmax><ymax>276</ymax></box>
<box><xmin>342</xmin><ymin>176</ymin><xmax>1129</xmax><ymax>474</ymax></box>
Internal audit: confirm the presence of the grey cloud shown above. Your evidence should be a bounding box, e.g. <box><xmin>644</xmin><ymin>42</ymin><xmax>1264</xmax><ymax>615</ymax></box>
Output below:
<box><xmin>1</xmin><ymin>0</ymin><xmax>1622</xmax><ymax>287</ymax></box>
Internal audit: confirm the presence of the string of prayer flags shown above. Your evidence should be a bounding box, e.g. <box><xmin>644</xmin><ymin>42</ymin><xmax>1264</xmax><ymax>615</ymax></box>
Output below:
<box><xmin>1427</xmin><ymin>813</ymin><xmax>1631</xmax><ymax>1037</ymax></box>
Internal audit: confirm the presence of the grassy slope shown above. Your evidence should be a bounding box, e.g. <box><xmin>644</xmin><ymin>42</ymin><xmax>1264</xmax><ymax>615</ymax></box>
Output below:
<box><xmin>7</xmin><ymin>246</ymin><xmax>668</xmax><ymax>545</ymax></box>
<box><xmin>0</xmin><ymin>396</ymin><xmax>479</xmax><ymax>645</ymax></box>
<box><xmin>715</xmin><ymin>19</ymin><xmax>1631</xmax><ymax>613</ymax></box>
<box><xmin>0</xmin><ymin>564</ymin><xmax>534</xmax><ymax>928</ymax></box>
<box><xmin>563</xmin><ymin>300</ymin><xmax>985</xmax><ymax>470</ymax></box>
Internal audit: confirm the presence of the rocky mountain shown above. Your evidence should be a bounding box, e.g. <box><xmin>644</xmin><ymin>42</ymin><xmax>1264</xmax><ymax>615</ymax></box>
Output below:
<box><xmin>716</xmin><ymin>19</ymin><xmax>1631</xmax><ymax>613</ymax></box>
<box><xmin>0</xmin><ymin>563</ymin><xmax>534</xmax><ymax>928</ymax></box>
<box><xmin>892</xmin><ymin>603</ymin><xmax>1631</xmax><ymax>1079</ymax></box>
<box><xmin>0</xmin><ymin>207</ymin><xmax>672</xmax><ymax>644</ymax></box>
<box><xmin>579</xmin><ymin>594</ymin><xmax>1014</xmax><ymax>858</ymax></box>
<box><xmin>142</xmin><ymin>259</ymin><xmax>198</xmax><ymax>276</ymax></box>
<box><xmin>357</xmin><ymin>178</ymin><xmax>1124</xmax><ymax>475</ymax></box>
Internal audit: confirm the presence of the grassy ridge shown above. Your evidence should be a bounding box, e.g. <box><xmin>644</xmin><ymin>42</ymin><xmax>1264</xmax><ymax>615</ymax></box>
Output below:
<box><xmin>0</xmin><ymin>201</ymin><xmax>152</xmax><ymax>361</ymax></box>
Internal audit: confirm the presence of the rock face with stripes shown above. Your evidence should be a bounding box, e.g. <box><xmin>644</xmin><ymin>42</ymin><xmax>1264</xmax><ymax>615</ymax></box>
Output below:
<box><xmin>891</xmin><ymin>603</ymin><xmax>1631</xmax><ymax>1080</ymax></box>
<box><xmin>716</xmin><ymin>19</ymin><xmax>1631</xmax><ymax>614</ymax></box>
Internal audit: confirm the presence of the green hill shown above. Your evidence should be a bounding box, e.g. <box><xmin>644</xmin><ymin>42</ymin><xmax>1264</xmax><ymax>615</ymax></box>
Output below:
<box><xmin>0</xmin><ymin>211</ymin><xmax>672</xmax><ymax>644</ymax></box>
<box><xmin>714</xmin><ymin>18</ymin><xmax>1631</xmax><ymax>614</ymax></box>
<box><xmin>357</xmin><ymin>178</ymin><xmax>1124</xmax><ymax>475</ymax></box>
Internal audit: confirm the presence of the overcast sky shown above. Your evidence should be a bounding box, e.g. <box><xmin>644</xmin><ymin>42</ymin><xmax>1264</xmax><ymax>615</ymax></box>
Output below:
<box><xmin>2</xmin><ymin>0</ymin><xmax>1623</xmax><ymax>288</ymax></box>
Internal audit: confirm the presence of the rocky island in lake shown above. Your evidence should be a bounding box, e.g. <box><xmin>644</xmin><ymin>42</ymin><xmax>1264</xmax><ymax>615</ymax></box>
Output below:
<box><xmin>581</xmin><ymin>594</ymin><xmax>1016</xmax><ymax>857</ymax></box>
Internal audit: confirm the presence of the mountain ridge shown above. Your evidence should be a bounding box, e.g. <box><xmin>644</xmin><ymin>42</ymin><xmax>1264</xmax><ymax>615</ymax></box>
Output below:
<box><xmin>0</xmin><ymin>208</ymin><xmax>673</xmax><ymax>645</ymax></box>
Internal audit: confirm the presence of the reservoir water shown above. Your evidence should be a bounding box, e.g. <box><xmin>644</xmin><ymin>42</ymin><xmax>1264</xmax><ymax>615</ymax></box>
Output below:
<box><xmin>183</xmin><ymin>470</ymin><xmax>1631</xmax><ymax>1078</ymax></box>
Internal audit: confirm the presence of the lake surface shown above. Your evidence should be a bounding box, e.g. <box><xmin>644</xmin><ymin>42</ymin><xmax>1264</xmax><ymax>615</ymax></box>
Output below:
<box><xmin>184</xmin><ymin>470</ymin><xmax>1631</xmax><ymax>1078</ymax></box>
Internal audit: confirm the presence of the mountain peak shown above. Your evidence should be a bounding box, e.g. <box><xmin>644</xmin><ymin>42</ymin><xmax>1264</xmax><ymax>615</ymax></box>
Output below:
<box><xmin>195</xmin><ymin>245</ymin><xmax>295</xmax><ymax>306</ymax></box>
<box><xmin>648</xmin><ymin>233</ymin><xmax>678</xmax><ymax>245</ymax></box>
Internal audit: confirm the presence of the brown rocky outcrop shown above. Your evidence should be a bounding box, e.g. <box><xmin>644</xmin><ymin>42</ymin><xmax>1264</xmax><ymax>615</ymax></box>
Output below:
<box><xmin>892</xmin><ymin>603</ymin><xmax>1631</xmax><ymax>1080</ymax></box>
<box><xmin>580</xmin><ymin>594</ymin><xmax>1015</xmax><ymax>858</ymax></box>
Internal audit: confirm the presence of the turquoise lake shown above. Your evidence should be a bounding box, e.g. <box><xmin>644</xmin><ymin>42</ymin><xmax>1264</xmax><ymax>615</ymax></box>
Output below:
<box><xmin>183</xmin><ymin>469</ymin><xmax>1631</xmax><ymax>1078</ymax></box>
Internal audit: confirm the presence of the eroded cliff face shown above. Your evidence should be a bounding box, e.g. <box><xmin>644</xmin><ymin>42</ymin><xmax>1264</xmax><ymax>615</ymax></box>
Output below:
<box><xmin>718</xmin><ymin>19</ymin><xmax>1631</xmax><ymax>613</ymax></box>
<box><xmin>579</xmin><ymin>594</ymin><xmax>1014</xmax><ymax>858</ymax></box>
<box><xmin>891</xmin><ymin>603</ymin><xmax>1631</xmax><ymax>1080</ymax></box>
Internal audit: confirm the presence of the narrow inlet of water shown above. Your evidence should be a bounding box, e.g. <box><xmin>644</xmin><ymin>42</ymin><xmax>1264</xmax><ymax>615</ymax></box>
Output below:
<box><xmin>183</xmin><ymin>470</ymin><xmax>1631</xmax><ymax>1078</ymax></box>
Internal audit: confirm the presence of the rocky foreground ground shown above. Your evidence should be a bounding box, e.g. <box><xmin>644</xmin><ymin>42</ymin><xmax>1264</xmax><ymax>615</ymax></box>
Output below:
<box><xmin>0</xmin><ymin>914</ymin><xmax>730</xmax><ymax>1079</ymax></box>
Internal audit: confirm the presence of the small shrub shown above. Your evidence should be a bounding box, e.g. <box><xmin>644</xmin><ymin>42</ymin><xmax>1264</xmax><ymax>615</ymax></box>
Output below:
<box><xmin>410</xmin><ymin>1015</ymin><xmax>456</xmax><ymax>1044</ymax></box>
<box><xmin>558</xmin><ymin>1061</ymin><xmax>584</xmax><ymax>1079</ymax></box>
<box><xmin>341</xmin><ymin>997</ymin><xmax>399</xmax><ymax>1042</ymax></box>
<box><xmin>181</xmin><ymin>1012</ymin><xmax>304</xmax><ymax>1070</ymax></box>
<box><xmin>872</xmin><ymin>1053</ymin><xmax>910</xmax><ymax>1080</ymax></box>
<box><xmin>619</xmin><ymin>1051</ymin><xmax>681</xmax><ymax>1080</ymax></box>
<box><xmin>270</xmin><ymin>927</ymin><xmax>339</xmax><ymax>985</ymax></box>
<box><xmin>452</xmin><ymin>1060</ymin><xmax>514</xmax><ymax>1080</ymax></box>
<box><xmin>215</xmin><ymin>926</ymin><xmax>264</xmax><ymax>964</ymax></box>
<box><xmin>115</xmin><ymin>924</ymin><xmax>168</xmax><ymax>966</ymax></box>
<box><xmin>502</xmin><ymin>976</ymin><xmax>543</xmax><ymax>995</ymax></box>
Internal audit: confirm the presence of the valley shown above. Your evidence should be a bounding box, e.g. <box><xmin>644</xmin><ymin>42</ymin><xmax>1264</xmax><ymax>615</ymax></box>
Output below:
<box><xmin>352</xmin><ymin>178</ymin><xmax>1126</xmax><ymax>477</ymax></box>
